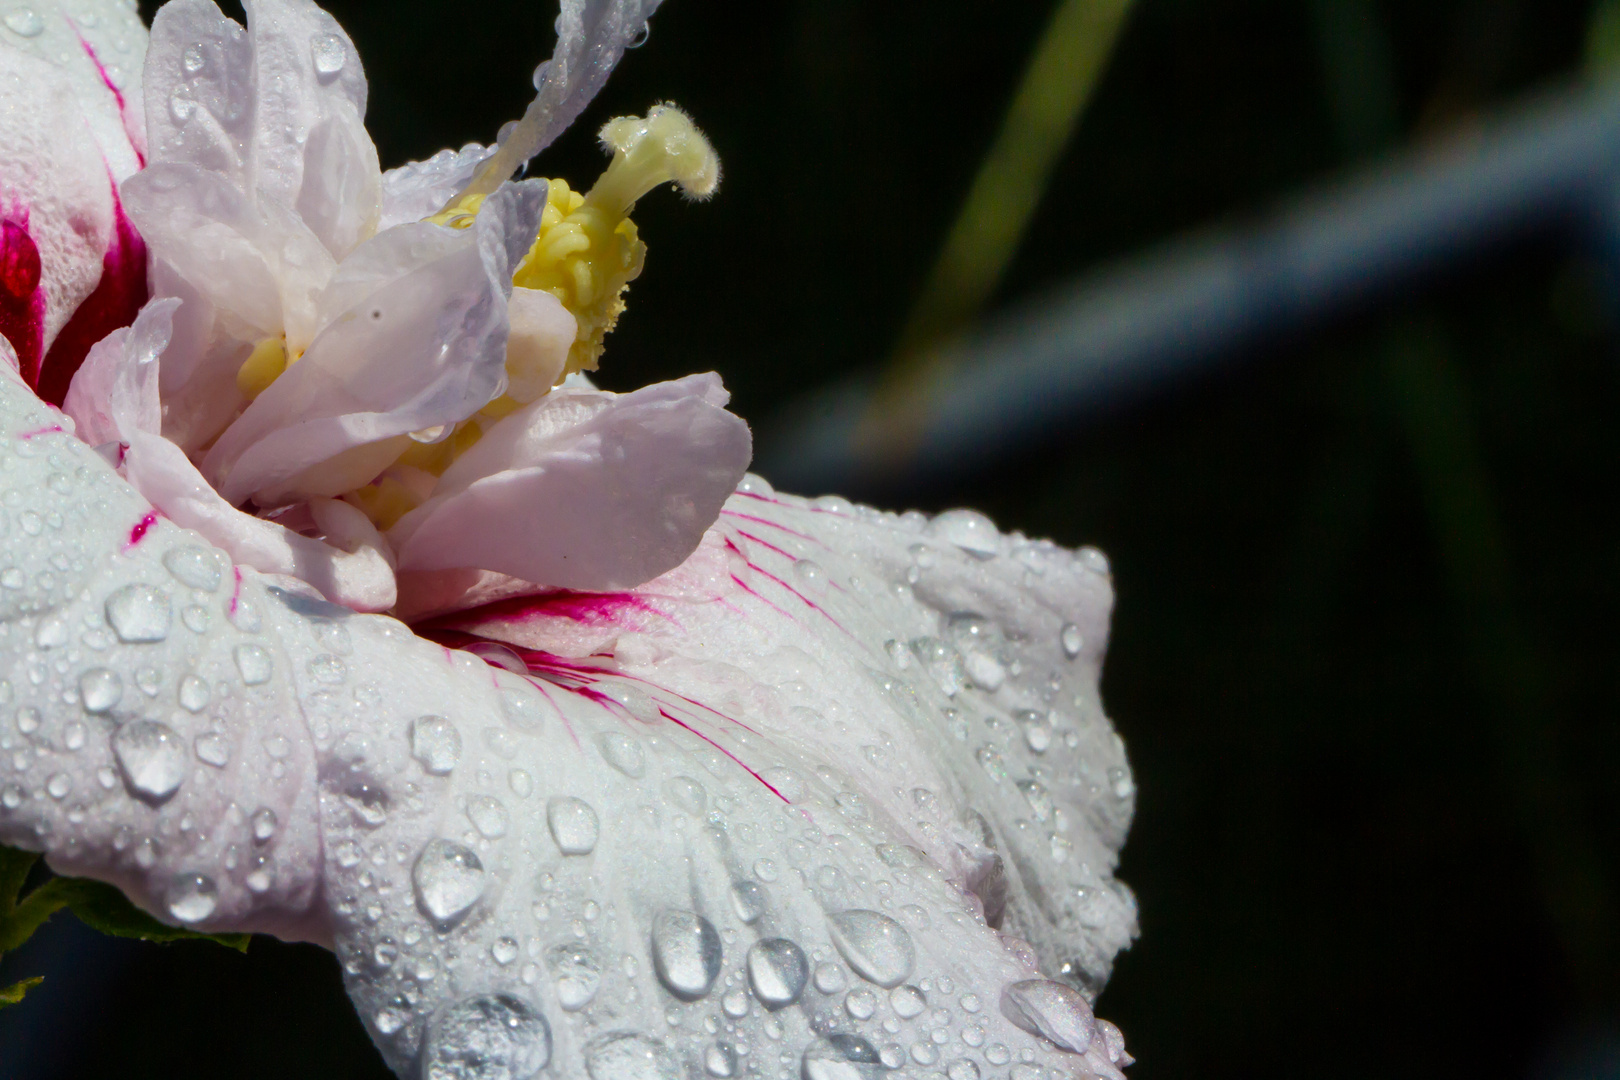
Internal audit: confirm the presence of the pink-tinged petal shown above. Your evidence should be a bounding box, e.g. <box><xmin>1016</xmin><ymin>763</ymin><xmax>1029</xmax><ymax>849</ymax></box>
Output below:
<box><xmin>391</xmin><ymin>373</ymin><xmax>752</xmax><ymax>591</ymax></box>
<box><xmin>142</xmin><ymin>0</ymin><xmax>256</xmax><ymax>183</ymax></box>
<box><xmin>379</xmin><ymin>142</ymin><xmax>491</xmax><ymax>229</ymax></box>
<box><xmin>3</xmin><ymin>365</ymin><xmax>1132</xmax><ymax>1080</ymax></box>
<box><xmin>61</xmin><ymin>297</ymin><xmax>177</xmax><ymax>447</ymax></box>
<box><xmin>0</xmin><ymin>0</ymin><xmax>150</xmax><ymax>402</ymax></box>
<box><xmin>201</xmin><ymin>179</ymin><xmax>547</xmax><ymax>505</ymax></box>
<box><xmin>505</xmin><ymin>286</ymin><xmax>576</xmax><ymax>402</ymax></box>
<box><xmin>441</xmin><ymin>477</ymin><xmax>1137</xmax><ymax>999</ymax></box>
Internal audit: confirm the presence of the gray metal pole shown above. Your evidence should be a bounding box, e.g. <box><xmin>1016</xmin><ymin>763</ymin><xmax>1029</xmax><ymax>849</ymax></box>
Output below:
<box><xmin>758</xmin><ymin>81</ymin><xmax>1620</xmax><ymax>495</ymax></box>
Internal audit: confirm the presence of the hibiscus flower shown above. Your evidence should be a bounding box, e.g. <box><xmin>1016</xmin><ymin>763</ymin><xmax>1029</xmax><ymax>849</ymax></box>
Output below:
<box><xmin>0</xmin><ymin>1</ymin><xmax>1138</xmax><ymax>1078</ymax></box>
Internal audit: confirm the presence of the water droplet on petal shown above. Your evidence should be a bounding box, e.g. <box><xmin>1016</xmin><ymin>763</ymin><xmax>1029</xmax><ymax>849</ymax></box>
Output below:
<box><xmin>412</xmin><ymin>838</ymin><xmax>485</xmax><ymax>929</ymax></box>
<box><xmin>546</xmin><ymin>796</ymin><xmax>599</xmax><ymax>855</ymax></box>
<box><xmin>78</xmin><ymin>667</ymin><xmax>121</xmax><ymax>713</ymax></box>
<box><xmin>601</xmin><ymin>682</ymin><xmax>659</xmax><ymax>722</ymax></box>
<box><xmin>508</xmin><ymin>769</ymin><xmax>532</xmax><ymax>798</ymax></box>
<box><xmin>827</xmin><ymin>911</ymin><xmax>915</xmax><ymax>988</ymax></box>
<box><xmin>194</xmin><ymin>733</ymin><xmax>230</xmax><ymax>767</ymax></box>
<box><xmin>927</xmin><ymin>509</ymin><xmax>1000</xmax><ymax>558</ymax></box>
<box><xmin>999</xmin><ymin>979</ymin><xmax>1095</xmax><ymax>1053</ymax></box>
<box><xmin>105</xmin><ymin>585</ymin><xmax>171</xmax><ymax>643</ymax></box>
<box><xmin>163</xmin><ymin>546</ymin><xmax>222</xmax><ymax>591</ymax></box>
<box><xmin>947</xmin><ymin>1059</ymin><xmax>980</xmax><ymax>1080</ymax></box>
<box><xmin>178</xmin><ymin>674</ymin><xmax>210</xmax><ymax>713</ymax></box>
<box><xmin>803</xmin><ymin>1035</ymin><xmax>883</xmax><ymax>1080</ymax></box>
<box><xmin>547</xmin><ymin>944</ymin><xmax>601</xmax><ymax>1010</ymax></box>
<box><xmin>492</xmin><ymin>936</ymin><xmax>519</xmax><ymax>965</ymax></box>
<box><xmin>233</xmin><ymin>644</ymin><xmax>273</xmax><ymax>685</ymax></box>
<box><xmin>251</xmin><ymin>807</ymin><xmax>277</xmax><ymax>842</ymax></box>
<box><xmin>422</xmin><ymin>993</ymin><xmax>552</xmax><ymax>1080</ymax></box>
<box><xmin>310</xmin><ymin>32</ymin><xmax>347</xmax><ymax>77</ymax></box>
<box><xmin>730</xmin><ymin>880</ymin><xmax>766</xmax><ymax>924</ymax></box>
<box><xmin>598</xmin><ymin>733</ymin><xmax>645</xmax><ymax>778</ymax></box>
<box><xmin>408</xmin><ymin>715</ymin><xmax>461</xmax><ymax>775</ymax></box>
<box><xmin>1016</xmin><ymin>779</ymin><xmax>1053</xmax><ymax>823</ymax></box>
<box><xmin>889</xmin><ymin>984</ymin><xmax>926</xmax><ymax>1018</ymax></box>
<box><xmin>663</xmin><ymin>775</ymin><xmax>705</xmax><ymax>814</ymax></box>
<box><xmin>747</xmin><ymin>938</ymin><xmax>808</xmax><ymax>1009</ymax></box>
<box><xmin>844</xmin><ymin>987</ymin><xmax>876</xmax><ymax>1020</ymax></box>
<box><xmin>113</xmin><ymin>720</ymin><xmax>186</xmax><ymax>803</ymax></box>
<box><xmin>651</xmin><ymin>909</ymin><xmax>722</xmax><ymax>1001</ymax></box>
<box><xmin>46</xmin><ymin>773</ymin><xmax>71</xmax><ymax>799</ymax></box>
<box><xmin>168</xmin><ymin>873</ymin><xmax>218</xmax><ymax>923</ymax></box>
<box><xmin>499</xmin><ymin>684</ymin><xmax>546</xmax><ymax>733</ymax></box>
<box><xmin>466</xmin><ymin>794</ymin><xmax>509</xmax><ymax>839</ymax></box>
<box><xmin>705</xmin><ymin>1041</ymin><xmax>738</xmax><ymax>1078</ymax></box>
<box><xmin>1060</xmin><ymin>623</ymin><xmax>1083</xmax><ymax>659</ymax></box>
<box><xmin>181</xmin><ymin>42</ymin><xmax>205</xmax><ymax>73</ymax></box>
<box><xmin>585</xmin><ymin>1032</ymin><xmax>681</xmax><ymax>1080</ymax></box>
<box><xmin>4</xmin><ymin>8</ymin><xmax>44</xmax><ymax>36</ymax></box>
<box><xmin>813</xmin><ymin>962</ymin><xmax>846</xmax><ymax>994</ymax></box>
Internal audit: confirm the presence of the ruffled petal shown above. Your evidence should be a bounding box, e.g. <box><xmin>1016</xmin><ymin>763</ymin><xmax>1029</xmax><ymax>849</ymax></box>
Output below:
<box><xmin>200</xmin><ymin>179</ymin><xmax>548</xmax><ymax>506</ymax></box>
<box><xmin>379</xmin><ymin>143</ymin><xmax>492</xmax><ymax>230</ymax></box>
<box><xmin>61</xmin><ymin>297</ymin><xmax>177</xmax><ymax>447</ymax></box>
<box><xmin>2</xmin><ymin>368</ymin><xmax>1133</xmax><ymax>1080</ymax></box>
<box><xmin>0</xmin><ymin>0</ymin><xmax>148</xmax><ymax>399</ymax></box>
<box><xmin>391</xmin><ymin>373</ymin><xmax>752</xmax><ymax>591</ymax></box>
<box><xmin>143</xmin><ymin>0</ymin><xmax>256</xmax><ymax>183</ymax></box>
<box><xmin>434</xmin><ymin>480</ymin><xmax>1140</xmax><ymax>998</ymax></box>
<box><xmin>461</xmin><ymin>0</ymin><xmax>666</xmax><ymax>197</ymax></box>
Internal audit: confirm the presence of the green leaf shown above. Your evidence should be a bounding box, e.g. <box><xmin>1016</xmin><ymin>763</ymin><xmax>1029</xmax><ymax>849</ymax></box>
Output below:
<box><xmin>0</xmin><ymin>976</ymin><xmax>42</xmax><ymax>1008</ymax></box>
<box><xmin>0</xmin><ymin>844</ymin><xmax>39</xmax><ymax>911</ymax></box>
<box><xmin>53</xmin><ymin>878</ymin><xmax>250</xmax><ymax>952</ymax></box>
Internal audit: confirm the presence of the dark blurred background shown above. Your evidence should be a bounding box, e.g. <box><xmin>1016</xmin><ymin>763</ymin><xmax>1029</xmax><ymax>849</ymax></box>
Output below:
<box><xmin>4</xmin><ymin>0</ymin><xmax>1620</xmax><ymax>1076</ymax></box>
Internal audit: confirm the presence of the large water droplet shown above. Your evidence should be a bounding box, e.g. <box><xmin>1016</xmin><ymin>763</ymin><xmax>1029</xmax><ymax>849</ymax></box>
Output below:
<box><xmin>600</xmin><ymin>682</ymin><xmax>659</xmax><ymax>723</ymax></box>
<box><xmin>194</xmin><ymin>732</ymin><xmax>230</xmax><ymax>767</ymax></box>
<box><xmin>105</xmin><ymin>584</ymin><xmax>171</xmax><ymax>643</ymax></box>
<box><xmin>813</xmin><ymin>962</ymin><xmax>846</xmax><ymax>994</ymax></box>
<box><xmin>946</xmin><ymin>1059</ymin><xmax>980</xmax><ymax>1080</ymax></box>
<box><xmin>113</xmin><ymin>720</ymin><xmax>186</xmax><ymax>804</ymax></box>
<box><xmin>597</xmin><ymin>733</ymin><xmax>645</xmax><ymax>778</ymax></box>
<box><xmin>889</xmin><ymin>984</ymin><xmax>925</xmax><ymax>1018</ymax></box>
<box><xmin>163</xmin><ymin>546</ymin><xmax>222</xmax><ymax>591</ymax></box>
<box><xmin>998</xmin><ymin>979</ymin><xmax>1095</xmax><ymax>1053</ymax></box>
<box><xmin>1016</xmin><ymin>779</ymin><xmax>1054</xmax><ymax>823</ymax></box>
<box><xmin>802</xmin><ymin>1036</ymin><xmax>883</xmax><ymax>1080</ymax></box>
<box><xmin>585</xmin><ymin>1033</ymin><xmax>681</xmax><ymax>1080</ymax></box>
<box><xmin>704</xmin><ymin>1041</ymin><xmax>738</xmax><ymax>1078</ymax></box>
<box><xmin>4</xmin><ymin>7</ymin><xmax>43</xmax><ymax>36</ymax></box>
<box><xmin>178</xmin><ymin>674</ymin><xmax>210</xmax><ymax>713</ymax></box>
<box><xmin>466</xmin><ymin>794</ymin><xmax>509</xmax><ymax>839</ymax></box>
<box><xmin>78</xmin><ymin>667</ymin><xmax>121</xmax><ymax>713</ymax></box>
<box><xmin>546</xmin><ymin>796</ymin><xmax>599</xmax><ymax>855</ymax></box>
<box><xmin>251</xmin><ymin>807</ymin><xmax>277</xmax><ymax>843</ymax></box>
<box><xmin>309</xmin><ymin>32</ymin><xmax>347</xmax><ymax>77</ymax></box>
<box><xmin>746</xmin><ymin>938</ymin><xmax>808</xmax><ymax>1009</ymax></box>
<box><xmin>412</xmin><ymin>838</ymin><xmax>485</xmax><ymax>929</ymax></box>
<box><xmin>422</xmin><ymin>993</ymin><xmax>552</xmax><ymax>1080</ymax></box>
<box><xmin>730</xmin><ymin>880</ymin><xmax>766</xmax><ymax>924</ymax></box>
<box><xmin>651</xmin><ymin>909</ymin><xmax>722</xmax><ymax>1001</ymax></box>
<box><xmin>410</xmin><ymin>715</ymin><xmax>462</xmax><ymax>775</ymax></box>
<box><xmin>165</xmin><ymin>874</ymin><xmax>218</xmax><ymax>924</ymax></box>
<box><xmin>1060</xmin><ymin>623</ymin><xmax>1083</xmax><ymax>659</ymax></box>
<box><xmin>827</xmin><ymin>911</ymin><xmax>915</xmax><ymax>988</ymax></box>
<box><xmin>233</xmin><ymin>644</ymin><xmax>273</xmax><ymax>685</ymax></box>
<box><xmin>181</xmin><ymin>42</ymin><xmax>205</xmax><ymax>73</ymax></box>
<box><xmin>499</xmin><ymin>685</ymin><xmax>546</xmax><ymax>732</ymax></box>
<box><xmin>547</xmin><ymin>944</ymin><xmax>601</xmax><ymax>1011</ymax></box>
<box><xmin>927</xmin><ymin>509</ymin><xmax>1000</xmax><ymax>558</ymax></box>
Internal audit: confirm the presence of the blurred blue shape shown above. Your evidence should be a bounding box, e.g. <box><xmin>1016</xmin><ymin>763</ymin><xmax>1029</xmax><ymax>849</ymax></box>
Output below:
<box><xmin>760</xmin><ymin>81</ymin><xmax>1620</xmax><ymax>495</ymax></box>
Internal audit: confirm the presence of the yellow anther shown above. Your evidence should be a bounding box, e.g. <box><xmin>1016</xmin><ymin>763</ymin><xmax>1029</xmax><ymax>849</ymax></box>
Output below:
<box><xmin>345</xmin><ymin>476</ymin><xmax>421</xmax><ymax>532</ymax></box>
<box><xmin>510</xmin><ymin>105</ymin><xmax>719</xmax><ymax>377</ymax></box>
<box><xmin>237</xmin><ymin>337</ymin><xmax>288</xmax><ymax>401</ymax></box>
<box><xmin>427</xmin><ymin>193</ymin><xmax>487</xmax><ymax>230</ymax></box>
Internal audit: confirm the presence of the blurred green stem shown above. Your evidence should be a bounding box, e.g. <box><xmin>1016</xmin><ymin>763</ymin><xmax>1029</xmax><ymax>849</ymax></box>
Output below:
<box><xmin>867</xmin><ymin>0</ymin><xmax>1134</xmax><ymax>450</ymax></box>
<box><xmin>1382</xmin><ymin>323</ymin><xmax>1615</xmax><ymax>998</ymax></box>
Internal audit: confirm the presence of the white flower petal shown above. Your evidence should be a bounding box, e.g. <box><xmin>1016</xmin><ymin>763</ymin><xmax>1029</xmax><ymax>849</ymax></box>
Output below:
<box><xmin>379</xmin><ymin>143</ymin><xmax>492</xmax><ymax>231</ymax></box>
<box><xmin>143</xmin><ymin>0</ymin><xmax>256</xmax><ymax>183</ymax></box>
<box><xmin>391</xmin><ymin>373</ymin><xmax>752</xmax><ymax>591</ymax></box>
<box><xmin>0</xmin><ymin>0</ymin><xmax>147</xmax><ymax>397</ymax></box>
<box><xmin>200</xmin><ymin>180</ymin><xmax>548</xmax><ymax>505</ymax></box>
<box><xmin>1</xmin><ymin>371</ymin><xmax>1132</xmax><ymax>1080</ymax></box>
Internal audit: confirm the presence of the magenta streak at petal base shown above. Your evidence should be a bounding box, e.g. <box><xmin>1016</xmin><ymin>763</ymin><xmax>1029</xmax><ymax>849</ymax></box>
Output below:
<box><xmin>0</xmin><ymin>214</ymin><xmax>45</xmax><ymax>383</ymax></box>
